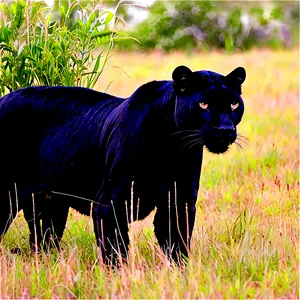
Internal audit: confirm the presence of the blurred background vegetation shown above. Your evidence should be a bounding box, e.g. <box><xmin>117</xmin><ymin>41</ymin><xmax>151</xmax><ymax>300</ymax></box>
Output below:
<box><xmin>117</xmin><ymin>0</ymin><xmax>299</xmax><ymax>52</ymax></box>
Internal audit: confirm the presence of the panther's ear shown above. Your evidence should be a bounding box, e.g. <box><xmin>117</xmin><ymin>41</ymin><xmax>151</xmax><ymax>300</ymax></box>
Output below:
<box><xmin>172</xmin><ymin>65</ymin><xmax>192</xmax><ymax>93</ymax></box>
<box><xmin>225</xmin><ymin>67</ymin><xmax>246</xmax><ymax>86</ymax></box>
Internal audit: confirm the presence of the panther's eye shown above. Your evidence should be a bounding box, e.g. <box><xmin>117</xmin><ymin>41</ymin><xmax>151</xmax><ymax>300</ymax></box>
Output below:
<box><xmin>231</xmin><ymin>102</ymin><xmax>239</xmax><ymax>110</ymax></box>
<box><xmin>199</xmin><ymin>102</ymin><xmax>208</xmax><ymax>110</ymax></box>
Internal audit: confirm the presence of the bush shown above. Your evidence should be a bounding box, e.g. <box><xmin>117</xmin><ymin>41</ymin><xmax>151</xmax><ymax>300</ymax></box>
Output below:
<box><xmin>118</xmin><ymin>1</ymin><xmax>299</xmax><ymax>52</ymax></box>
<box><xmin>0</xmin><ymin>0</ymin><xmax>134</xmax><ymax>97</ymax></box>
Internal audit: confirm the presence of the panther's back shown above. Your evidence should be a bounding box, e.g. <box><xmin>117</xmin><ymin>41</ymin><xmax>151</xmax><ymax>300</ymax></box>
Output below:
<box><xmin>0</xmin><ymin>86</ymin><xmax>123</xmax><ymax>184</ymax></box>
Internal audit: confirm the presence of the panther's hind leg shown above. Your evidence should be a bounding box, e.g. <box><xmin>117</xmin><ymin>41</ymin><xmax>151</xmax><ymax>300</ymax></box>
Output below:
<box><xmin>40</xmin><ymin>193</ymin><xmax>69</xmax><ymax>250</ymax></box>
<box><xmin>23</xmin><ymin>193</ymin><xmax>69</xmax><ymax>251</ymax></box>
<box><xmin>0</xmin><ymin>184</ymin><xmax>20</xmax><ymax>242</ymax></box>
<box><xmin>23</xmin><ymin>193</ymin><xmax>43</xmax><ymax>252</ymax></box>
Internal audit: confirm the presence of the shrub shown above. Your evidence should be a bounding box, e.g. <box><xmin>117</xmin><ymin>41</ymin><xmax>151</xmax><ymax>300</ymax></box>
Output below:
<box><xmin>0</xmin><ymin>0</ymin><xmax>135</xmax><ymax>96</ymax></box>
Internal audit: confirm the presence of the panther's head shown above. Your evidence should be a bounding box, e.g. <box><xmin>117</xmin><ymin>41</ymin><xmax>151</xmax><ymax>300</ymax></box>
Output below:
<box><xmin>172</xmin><ymin>65</ymin><xmax>246</xmax><ymax>154</ymax></box>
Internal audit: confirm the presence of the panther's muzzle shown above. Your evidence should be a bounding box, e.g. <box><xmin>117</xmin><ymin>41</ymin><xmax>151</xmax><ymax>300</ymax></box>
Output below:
<box><xmin>204</xmin><ymin>128</ymin><xmax>237</xmax><ymax>154</ymax></box>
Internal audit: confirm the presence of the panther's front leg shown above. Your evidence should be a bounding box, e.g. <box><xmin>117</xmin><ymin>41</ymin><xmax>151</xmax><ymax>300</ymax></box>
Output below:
<box><xmin>154</xmin><ymin>182</ymin><xmax>199</xmax><ymax>263</ymax></box>
<box><xmin>154</xmin><ymin>152</ymin><xmax>203</xmax><ymax>263</ymax></box>
<box><xmin>93</xmin><ymin>176</ymin><xmax>131</xmax><ymax>266</ymax></box>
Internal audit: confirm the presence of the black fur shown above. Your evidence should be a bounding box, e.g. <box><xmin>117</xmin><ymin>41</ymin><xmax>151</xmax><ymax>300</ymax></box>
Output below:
<box><xmin>0</xmin><ymin>66</ymin><xmax>246</xmax><ymax>264</ymax></box>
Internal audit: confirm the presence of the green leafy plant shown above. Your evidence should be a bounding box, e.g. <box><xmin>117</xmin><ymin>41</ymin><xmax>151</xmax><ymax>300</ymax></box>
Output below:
<box><xmin>0</xmin><ymin>0</ymin><xmax>136</xmax><ymax>96</ymax></box>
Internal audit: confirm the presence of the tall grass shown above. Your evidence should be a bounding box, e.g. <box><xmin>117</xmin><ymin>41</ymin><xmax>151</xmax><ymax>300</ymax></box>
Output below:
<box><xmin>0</xmin><ymin>49</ymin><xmax>299</xmax><ymax>298</ymax></box>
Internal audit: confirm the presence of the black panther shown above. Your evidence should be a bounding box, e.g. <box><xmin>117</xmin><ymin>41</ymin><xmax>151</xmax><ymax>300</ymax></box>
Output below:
<box><xmin>0</xmin><ymin>65</ymin><xmax>246</xmax><ymax>263</ymax></box>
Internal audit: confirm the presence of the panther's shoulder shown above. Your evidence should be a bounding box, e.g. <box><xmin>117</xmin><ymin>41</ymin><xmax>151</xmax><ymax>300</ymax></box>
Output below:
<box><xmin>127</xmin><ymin>80</ymin><xmax>173</xmax><ymax>107</ymax></box>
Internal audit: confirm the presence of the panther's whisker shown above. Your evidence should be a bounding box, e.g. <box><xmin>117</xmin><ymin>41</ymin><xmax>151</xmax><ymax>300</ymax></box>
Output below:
<box><xmin>237</xmin><ymin>133</ymin><xmax>249</xmax><ymax>141</ymax></box>
<box><xmin>235</xmin><ymin>142</ymin><xmax>242</xmax><ymax>152</ymax></box>
<box><xmin>179</xmin><ymin>141</ymin><xmax>197</xmax><ymax>151</ymax></box>
<box><xmin>236</xmin><ymin>137</ymin><xmax>250</xmax><ymax>148</ymax></box>
<box><xmin>237</xmin><ymin>135</ymin><xmax>250</xmax><ymax>145</ymax></box>
<box><xmin>189</xmin><ymin>139</ymin><xmax>205</xmax><ymax>149</ymax></box>
<box><xmin>181</xmin><ymin>137</ymin><xmax>203</xmax><ymax>149</ymax></box>
<box><xmin>170</xmin><ymin>130</ymin><xmax>200</xmax><ymax>136</ymax></box>
<box><xmin>235</xmin><ymin>141</ymin><xmax>247</xmax><ymax>155</ymax></box>
<box><xmin>236</xmin><ymin>137</ymin><xmax>247</xmax><ymax>145</ymax></box>
<box><xmin>234</xmin><ymin>141</ymin><xmax>250</xmax><ymax>168</ymax></box>
<box><xmin>235</xmin><ymin>140</ymin><xmax>243</xmax><ymax>150</ymax></box>
<box><xmin>180</xmin><ymin>133</ymin><xmax>201</xmax><ymax>141</ymax></box>
<box><xmin>237</xmin><ymin>141</ymin><xmax>249</xmax><ymax>149</ymax></box>
<box><xmin>181</xmin><ymin>137</ymin><xmax>204</xmax><ymax>149</ymax></box>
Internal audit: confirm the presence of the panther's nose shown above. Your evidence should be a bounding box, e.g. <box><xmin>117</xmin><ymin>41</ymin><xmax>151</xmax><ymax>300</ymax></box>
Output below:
<box><xmin>214</xmin><ymin>114</ymin><xmax>235</xmax><ymax>132</ymax></box>
<box><xmin>218</xmin><ymin>128</ymin><xmax>237</xmax><ymax>142</ymax></box>
<box><xmin>211</xmin><ymin>125</ymin><xmax>236</xmax><ymax>141</ymax></box>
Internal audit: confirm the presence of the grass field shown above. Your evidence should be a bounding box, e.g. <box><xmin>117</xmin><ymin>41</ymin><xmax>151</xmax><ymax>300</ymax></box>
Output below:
<box><xmin>0</xmin><ymin>49</ymin><xmax>299</xmax><ymax>299</ymax></box>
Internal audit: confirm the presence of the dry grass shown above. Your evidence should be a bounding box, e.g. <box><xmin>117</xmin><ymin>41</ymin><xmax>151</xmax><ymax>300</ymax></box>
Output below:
<box><xmin>0</xmin><ymin>49</ymin><xmax>299</xmax><ymax>299</ymax></box>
